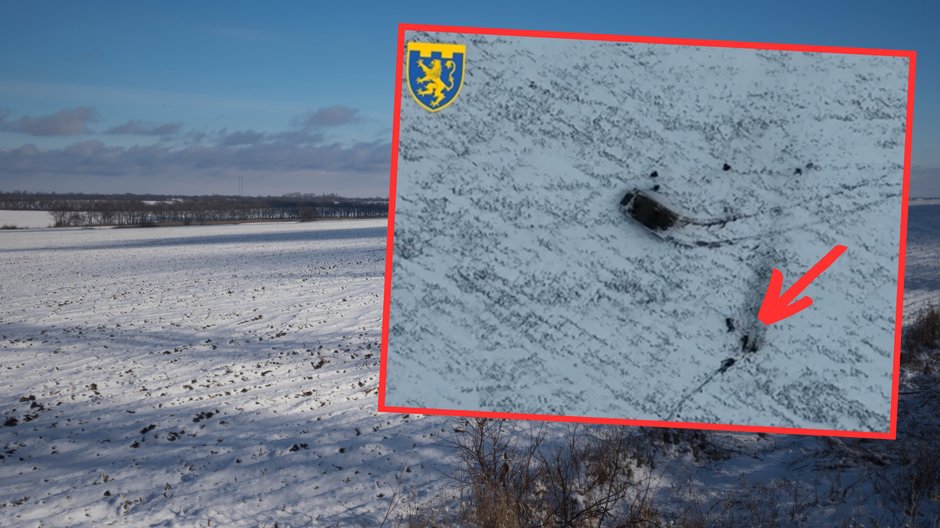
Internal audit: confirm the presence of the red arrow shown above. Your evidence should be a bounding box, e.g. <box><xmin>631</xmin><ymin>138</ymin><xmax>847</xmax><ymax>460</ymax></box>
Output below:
<box><xmin>757</xmin><ymin>245</ymin><xmax>847</xmax><ymax>325</ymax></box>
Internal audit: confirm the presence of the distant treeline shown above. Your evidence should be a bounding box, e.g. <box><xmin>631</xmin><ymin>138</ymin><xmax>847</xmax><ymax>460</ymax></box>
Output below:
<box><xmin>0</xmin><ymin>191</ymin><xmax>387</xmax><ymax>227</ymax></box>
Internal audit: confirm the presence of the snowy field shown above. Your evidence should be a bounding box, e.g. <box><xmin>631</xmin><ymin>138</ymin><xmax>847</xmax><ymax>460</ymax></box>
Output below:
<box><xmin>1</xmin><ymin>213</ymin><xmax>937</xmax><ymax>526</ymax></box>
<box><xmin>0</xmin><ymin>220</ymin><xmax>452</xmax><ymax>527</ymax></box>
<box><xmin>0</xmin><ymin>210</ymin><xmax>53</xmax><ymax>229</ymax></box>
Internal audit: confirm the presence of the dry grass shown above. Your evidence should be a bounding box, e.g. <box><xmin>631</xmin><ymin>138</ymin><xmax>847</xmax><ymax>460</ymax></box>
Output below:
<box><xmin>903</xmin><ymin>308</ymin><xmax>940</xmax><ymax>354</ymax></box>
<box><xmin>400</xmin><ymin>419</ymin><xmax>661</xmax><ymax>528</ymax></box>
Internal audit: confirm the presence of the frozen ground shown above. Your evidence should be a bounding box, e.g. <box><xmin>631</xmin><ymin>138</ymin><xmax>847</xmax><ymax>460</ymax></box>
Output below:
<box><xmin>386</xmin><ymin>32</ymin><xmax>911</xmax><ymax>432</ymax></box>
<box><xmin>0</xmin><ymin>220</ymin><xmax>452</xmax><ymax>527</ymax></box>
<box><xmin>0</xmin><ymin>210</ymin><xmax>53</xmax><ymax>228</ymax></box>
<box><xmin>0</xmin><ymin>214</ymin><xmax>937</xmax><ymax>526</ymax></box>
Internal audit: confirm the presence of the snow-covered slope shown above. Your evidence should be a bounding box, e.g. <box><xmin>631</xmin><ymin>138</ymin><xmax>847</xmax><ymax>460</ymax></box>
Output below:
<box><xmin>386</xmin><ymin>32</ymin><xmax>910</xmax><ymax>432</ymax></box>
<box><xmin>0</xmin><ymin>221</ymin><xmax>451</xmax><ymax>527</ymax></box>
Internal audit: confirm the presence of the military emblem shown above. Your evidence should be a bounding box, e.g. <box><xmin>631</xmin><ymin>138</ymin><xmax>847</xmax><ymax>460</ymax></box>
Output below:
<box><xmin>406</xmin><ymin>42</ymin><xmax>466</xmax><ymax>112</ymax></box>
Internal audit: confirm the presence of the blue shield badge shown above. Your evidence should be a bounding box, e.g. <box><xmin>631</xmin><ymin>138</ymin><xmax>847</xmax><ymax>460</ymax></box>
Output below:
<box><xmin>406</xmin><ymin>42</ymin><xmax>466</xmax><ymax>112</ymax></box>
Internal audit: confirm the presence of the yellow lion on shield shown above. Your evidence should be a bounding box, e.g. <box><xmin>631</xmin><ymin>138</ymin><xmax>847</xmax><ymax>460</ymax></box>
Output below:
<box><xmin>415</xmin><ymin>59</ymin><xmax>456</xmax><ymax>108</ymax></box>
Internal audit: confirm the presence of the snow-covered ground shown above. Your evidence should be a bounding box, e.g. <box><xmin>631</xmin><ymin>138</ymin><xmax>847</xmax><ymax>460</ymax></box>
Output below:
<box><xmin>0</xmin><ymin>210</ymin><xmax>54</xmax><ymax>229</ymax></box>
<box><xmin>0</xmin><ymin>220</ymin><xmax>452</xmax><ymax>527</ymax></box>
<box><xmin>1</xmin><ymin>213</ymin><xmax>937</xmax><ymax>527</ymax></box>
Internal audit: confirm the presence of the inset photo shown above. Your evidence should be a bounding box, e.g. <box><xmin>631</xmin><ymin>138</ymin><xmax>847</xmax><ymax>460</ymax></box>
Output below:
<box><xmin>380</xmin><ymin>25</ymin><xmax>915</xmax><ymax>438</ymax></box>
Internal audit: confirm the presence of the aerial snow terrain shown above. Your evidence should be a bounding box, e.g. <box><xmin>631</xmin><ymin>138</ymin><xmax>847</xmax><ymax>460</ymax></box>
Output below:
<box><xmin>385</xmin><ymin>31</ymin><xmax>911</xmax><ymax>432</ymax></box>
<box><xmin>0</xmin><ymin>221</ymin><xmax>453</xmax><ymax>527</ymax></box>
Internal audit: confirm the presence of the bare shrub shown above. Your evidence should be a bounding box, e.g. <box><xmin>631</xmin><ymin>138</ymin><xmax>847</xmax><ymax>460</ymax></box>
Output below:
<box><xmin>402</xmin><ymin>420</ymin><xmax>661</xmax><ymax>528</ymax></box>
<box><xmin>449</xmin><ymin>418</ymin><xmax>542</xmax><ymax>527</ymax></box>
<box><xmin>889</xmin><ymin>440</ymin><xmax>940</xmax><ymax>526</ymax></box>
<box><xmin>903</xmin><ymin>308</ymin><xmax>940</xmax><ymax>354</ymax></box>
<box><xmin>670</xmin><ymin>478</ymin><xmax>784</xmax><ymax>528</ymax></box>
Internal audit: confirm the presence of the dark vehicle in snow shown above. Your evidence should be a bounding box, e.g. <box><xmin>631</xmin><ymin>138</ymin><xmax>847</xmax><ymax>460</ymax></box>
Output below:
<box><xmin>619</xmin><ymin>189</ymin><xmax>680</xmax><ymax>233</ymax></box>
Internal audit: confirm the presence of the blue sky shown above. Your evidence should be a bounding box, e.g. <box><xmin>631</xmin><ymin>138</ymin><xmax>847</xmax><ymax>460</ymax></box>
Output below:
<box><xmin>0</xmin><ymin>0</ymin><xmax>936</xmax><ymax>196</ymax></box>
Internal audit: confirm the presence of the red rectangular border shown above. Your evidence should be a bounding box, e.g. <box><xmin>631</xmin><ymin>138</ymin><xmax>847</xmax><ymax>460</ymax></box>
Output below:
<box><xmin>378</xmin><ymin>23</ymin><xmax>917</xmax><ymax>440</ymax></box>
